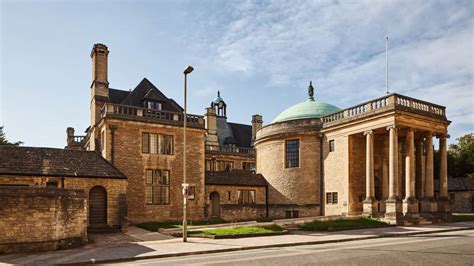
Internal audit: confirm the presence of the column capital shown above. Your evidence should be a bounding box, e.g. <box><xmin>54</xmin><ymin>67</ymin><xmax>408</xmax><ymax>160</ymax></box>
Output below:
<box><xmin>436</xmin><ymin>133</ymin><xmax>450</xmax><ymax>139</ymax></box>
<box><xmin>386</xmin><ymin>125</ymin><xmax>397</xmax><ymax>131</ymax></box>
<box><xmin>424</xmin><ymin>132</ymin><xmax>434</xmax><ymax>139</ymax></box>
<box><xmin>364</xmin><ymin>130</ymin><xmax>373</xmax><ymax>136</ymax></box>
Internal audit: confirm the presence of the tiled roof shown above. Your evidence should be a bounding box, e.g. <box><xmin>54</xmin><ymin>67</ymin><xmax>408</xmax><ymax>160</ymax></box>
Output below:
<box><xmin>205</xmin><ymin>170</ymin><xmax>267</xmax><ymax>186</ymax></box>
<box><xmin>434</xmin><ymin>178</ymin><xmax>474</xmax><ymax>192</ymax></box>
<box><xmin>0</xmin><ymin>146</ymin><xmax>126</xmax><ymax>179</ymax></box>
<box><xmin>228</xmin><ymin>122</ymin><xmax>252</xmax><ymax>148</ymax></box>
<box><xmin>109</xmin><ymin>88</ymin><xmax>130</xmax><ymax>104</ymax></box>
<box><xmin>119</xmin><ymin>78</ymin><xmax>183</xmax><ymax>112</ymax></box>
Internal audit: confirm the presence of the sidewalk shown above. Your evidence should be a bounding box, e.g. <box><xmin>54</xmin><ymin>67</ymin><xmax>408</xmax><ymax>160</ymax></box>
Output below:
<box><xmin>1</xmin><ymin>221</ymin><xmax>473</xmax><ymax>265</ymax></box>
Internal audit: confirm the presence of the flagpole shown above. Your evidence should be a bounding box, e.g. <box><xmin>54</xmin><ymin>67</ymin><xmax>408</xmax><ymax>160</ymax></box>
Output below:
<box><xmin>386</xmin><ymin>36</ymin><xmax>389</xmax><ymax>94</ymax></box>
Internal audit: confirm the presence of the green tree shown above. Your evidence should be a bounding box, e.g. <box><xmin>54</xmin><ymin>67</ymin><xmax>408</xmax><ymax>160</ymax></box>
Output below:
<box><xmin>0</xmin><ymin>126</ymin><xmax>23</xmax><ymax>146</ymax></box>
<box><xmin>448</xmin><ymin>133</ymin><xmax>474</xmax><ymax>179</ymax></box>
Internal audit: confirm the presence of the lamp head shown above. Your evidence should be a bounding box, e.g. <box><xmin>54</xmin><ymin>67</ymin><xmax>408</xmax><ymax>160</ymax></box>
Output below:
<box><xmin>184</xmin><ymin>66</ymin><xmax>194</xmax><ymax>74</ymax></box>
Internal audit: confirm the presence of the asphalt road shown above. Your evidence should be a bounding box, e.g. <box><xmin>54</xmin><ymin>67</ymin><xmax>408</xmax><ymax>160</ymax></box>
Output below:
<box><xmin>111</xmin><ymin>229</ymin><xmax>474</xmax><ymax>265</ymax></box>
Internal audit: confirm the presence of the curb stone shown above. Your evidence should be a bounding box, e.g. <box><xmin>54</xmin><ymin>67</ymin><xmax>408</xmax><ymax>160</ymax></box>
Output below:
<box><xmin>67</xmin><ymin>226</ymin><xmax>474</xmax><ymax>265</ymax></box>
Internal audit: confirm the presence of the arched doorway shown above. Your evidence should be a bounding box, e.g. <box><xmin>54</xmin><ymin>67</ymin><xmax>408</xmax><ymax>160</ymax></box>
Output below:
<box><xmin>210</xmin><ymin>191</ymin><xmax>220</xmax><ymax>218</ymax></box>
<box><xmin>89</xmin><ymin>186</ymin><xmax>107</xmax><ymax>226</ymax></box>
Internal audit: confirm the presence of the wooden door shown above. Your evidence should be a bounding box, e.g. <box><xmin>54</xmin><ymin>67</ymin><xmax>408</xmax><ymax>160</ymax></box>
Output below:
<box><xmin>89</xmin><ymin>186</ymin><xmax>107</xmax><ymax>226</ymax></box>
<box><xmin>210</xmin><ymin>192</ymin><xmax>220</xmax><ymax>218</ymax></box>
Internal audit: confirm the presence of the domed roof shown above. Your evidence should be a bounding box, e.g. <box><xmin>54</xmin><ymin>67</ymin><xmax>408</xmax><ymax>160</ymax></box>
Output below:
<box><xmin>272</xmin><ymin>82</ymin><xmax>340</xmax><ymax>123</ymax></box>
<box><xmin>213</xmin><ymin>91</ymin><xmax>224</xmax><ymax>104</ymax></box>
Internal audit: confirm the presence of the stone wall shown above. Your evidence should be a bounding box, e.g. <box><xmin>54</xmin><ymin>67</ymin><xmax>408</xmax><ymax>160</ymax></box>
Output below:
<box><xmin>205</xmin><ymin>185</ymin><xmax>267</xmax><ymax>221</ymax></box>
<box><xmin>442</xmin><ymin>191</ymin><xmax>473</xmax><ymax>213</ymax></box>
<box><xmin>323</xmin><ymin>133</ymin><xmax>349</xmax><ymax>216</ymax></box>
<box><xmin>256</xmin><ymin>132</ymin><xmax>320</xmax><ymax>206</ymax></box>
<box><xmin>65</xmin><ymin>178</ymin><xmax>127</xmax><ymax>227</ymax></box>
<box><xmin>0</xmin><ymin>175</ymin><xmax>127</xmax><ymax>228</ymax></box>
<box><xmin>101</xmin><ymin>119</ymin><xmax>206</xmax><ymax>223</ymax></box>
<box><xmin>0</xmin><ymin>187</ymin><xmax>87</xmax><ymax>254</ymax></box>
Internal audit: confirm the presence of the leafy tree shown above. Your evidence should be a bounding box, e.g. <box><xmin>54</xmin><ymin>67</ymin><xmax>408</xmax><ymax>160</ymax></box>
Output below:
<box><xmin>0</xmin><ymin>126</ymin><xmax>23</xmax><ymax>146</ymax></box>
<box><xmin>448</xmin><ymin>133</ymin><xmax>474</xmax><ymax>179</ymax></box>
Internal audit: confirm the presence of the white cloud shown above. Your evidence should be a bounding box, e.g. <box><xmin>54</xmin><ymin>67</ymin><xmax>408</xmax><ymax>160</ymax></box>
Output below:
<box><xmin>186</xmin><ymin>0</ymin><xmax>473</xmax><ymax>141</ymax></box>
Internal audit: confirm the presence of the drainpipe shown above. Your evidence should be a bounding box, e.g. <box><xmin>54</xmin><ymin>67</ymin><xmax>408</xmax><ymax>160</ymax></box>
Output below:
<box><xmin>319</xmin><ymin>133</ymin><xmax>324</xmax><ymax>216</ymax></box>
<box><xmin>109</xmin><ymin>125</ymin><xmax>117</xmax><ymax>164</ymax></box>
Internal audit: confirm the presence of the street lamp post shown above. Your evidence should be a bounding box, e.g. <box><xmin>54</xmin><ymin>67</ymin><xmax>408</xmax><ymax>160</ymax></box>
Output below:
<box><xmin>182</xmin><ymin>65</ymin><xmax>194</xmax><ymax>242</ymax></box>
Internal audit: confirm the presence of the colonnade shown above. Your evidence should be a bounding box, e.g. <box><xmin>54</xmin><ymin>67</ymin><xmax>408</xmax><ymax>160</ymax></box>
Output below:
<box><xmin>362</xmin><ymin>126</ymin><xmax>449</xmax><ymax>224</ymax></box>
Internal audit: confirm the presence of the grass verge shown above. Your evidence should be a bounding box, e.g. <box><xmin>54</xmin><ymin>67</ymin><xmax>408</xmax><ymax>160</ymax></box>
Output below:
<box><xmin>136</xmin><ymin>219</ymin><xmax>229</xmax><ymax>232</ymax></box>
<box><xmin>451</xmin><ymin>214</ymin><xmax>474</xmax><ymax>222</ymax></box>
<box><xmin>192</xmin><ymin>225</ymin><xmax>284</xmax><ymax>236</ymax></box>
<box><xmin>299</xmin><ymin>217</ymin><xmax>389</xmax><ymax>231</ymax></box>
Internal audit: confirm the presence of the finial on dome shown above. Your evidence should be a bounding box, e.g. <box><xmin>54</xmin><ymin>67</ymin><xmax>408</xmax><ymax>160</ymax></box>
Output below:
<box><xmin>217</xmin><ymin>91</ymin><xmax>220</xmax><ymax>97</ymax></box>
<box><xmin>308</xmin><ymin>81</ymin><xmax>315</xmax><ymax>101</ymax></box>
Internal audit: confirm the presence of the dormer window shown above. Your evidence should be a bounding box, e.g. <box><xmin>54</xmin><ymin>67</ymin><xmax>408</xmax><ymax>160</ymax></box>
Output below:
<box><xmin>145</xmin><ymin>100</ymin><xmax>162</xmax><ymax>110</ymax></box>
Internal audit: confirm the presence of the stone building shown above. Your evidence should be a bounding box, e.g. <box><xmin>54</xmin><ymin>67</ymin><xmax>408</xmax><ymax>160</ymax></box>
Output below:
<box><xmin>0</xmin><ymin>146</ymin><xmax>127</xmax><ymax>228</ymax></box>
<box><xmin>0</xmin><ymin>145</ymin><xmax>127</xmax><ymax>252</ymax></box>
<box><xmin>202</xmin><ymin>92</ymin><xmax>264</xmax><ymax>220</ymax></box>
<box><xmin>255</xmin><ymin>81</ymin><xmax>451</xmax><ymax>224</ymax></box>
<box><xmin>205</xmin><ymin>170</ymin><xmax>267</xmax><ymax>221</ymax></box>
<box><xmin>435</xmin><ymin>178</ymin><xmax>474</xmax><ymax>213</ymax></box>
<box><xmin>64</xmin><ymin>43</ymin><xmax>265</xmax><ymax>223</ymax></box>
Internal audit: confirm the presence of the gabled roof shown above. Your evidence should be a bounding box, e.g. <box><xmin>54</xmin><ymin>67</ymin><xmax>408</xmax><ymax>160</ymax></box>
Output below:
<box><xmin>205</xmin><ymin>170</ymin><xmax>267</xmax><ymax>186</ymax></box>
<box><xmin>435</xmin><ymin>178</ymin><xmax>474</xmax><ymax>192</ymax></box>
<box><xmin>118</xmin><ymin>78</ymin><xmax>183</xmax><ymax>112</ymax></box>
<box><xmin>0</xmin><ymin>146</ymin><xmax>126</xmax><ymax>179</ymax></box>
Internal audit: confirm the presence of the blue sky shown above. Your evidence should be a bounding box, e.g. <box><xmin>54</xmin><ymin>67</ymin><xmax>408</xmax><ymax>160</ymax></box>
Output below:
<box><xmin>1</xmin><ymin>0</ymin><xmax>473</xmax><ymax>148</ymax></box>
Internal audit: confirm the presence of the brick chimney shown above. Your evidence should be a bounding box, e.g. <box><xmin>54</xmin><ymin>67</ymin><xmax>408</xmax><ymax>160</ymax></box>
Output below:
<box><xmin>251</xmin><ymin>114</ymin><xmax>263</xmax><ymax>146</ymax></box>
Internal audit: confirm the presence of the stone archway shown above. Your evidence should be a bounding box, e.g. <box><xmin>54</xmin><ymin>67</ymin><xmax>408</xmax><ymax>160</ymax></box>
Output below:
<box><xmin>210</xmin><ymin>191</ymin><xmax>220</xmax><ymax>218</ymax></box>
<box><xmin>89</xmin><ymin>186</ymin><xmax>107</xmax><ymax>226</ymax></box>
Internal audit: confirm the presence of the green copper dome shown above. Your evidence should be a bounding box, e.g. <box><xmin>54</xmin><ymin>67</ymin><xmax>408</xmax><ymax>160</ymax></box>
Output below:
<box><xmin>213</xmin><ymin>91</ymin><xmax>224</xmax><ymax>104</ymax></box>
<box><xmin>272</xmin><ymin>82</ymin><xmax>341</xmax><ymax>123</ymax></box>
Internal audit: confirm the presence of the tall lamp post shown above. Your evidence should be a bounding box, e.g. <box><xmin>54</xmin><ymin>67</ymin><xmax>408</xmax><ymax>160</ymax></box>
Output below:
<box><xmin>182</xmin><ymin>65</ymin><xmax>194</xmax><ymax>242</ymax></box>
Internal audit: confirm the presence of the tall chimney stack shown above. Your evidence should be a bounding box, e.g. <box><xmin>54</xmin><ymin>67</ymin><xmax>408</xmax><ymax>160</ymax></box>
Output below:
<box><xmin>204</xmin><ymin>107</ymin><xmax>219</xmax><ymax>146</ymax></box>
<box><xmin>89</xmin><ymin>43</ymin><xmax>110</xmax><ymax>151</ymax></box>
<box><xmin>251</xmin><ymin>114</ymin><xmax>263</xmax><ymax>146</ymax></box>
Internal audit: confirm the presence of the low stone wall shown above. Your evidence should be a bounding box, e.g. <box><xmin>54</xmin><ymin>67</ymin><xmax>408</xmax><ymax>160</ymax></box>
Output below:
<box><xmin>450</xmin><ymin>191</ymin><xmax>474</xmax><ymax>213</ymax></box>
<box><xmin>220</xmin><ymin>204</ymin><xmax>267</xmax><ymax>221</ymax></box>
<box><xmin>268</xmin><ymin>204</ymin><xmax>320</xmax><ymax>219</ymax></box>
<box><xmin>0</xmin><ymin>187</ymin><xmax>87</xmax><ymax>254</ymax></box>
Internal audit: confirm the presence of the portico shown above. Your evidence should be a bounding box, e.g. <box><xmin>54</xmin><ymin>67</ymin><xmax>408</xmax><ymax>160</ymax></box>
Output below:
<box><xmin>359</xmin><ymin>125</ymin><xmax>449</xmax><ymax>224</ymax></box>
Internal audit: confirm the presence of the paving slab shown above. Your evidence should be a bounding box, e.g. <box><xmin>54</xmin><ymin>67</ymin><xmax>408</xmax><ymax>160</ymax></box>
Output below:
<box><xmin>0</xmin><ymin>221</ymin><xmax>473</xmax><ymax>265</ymax></box>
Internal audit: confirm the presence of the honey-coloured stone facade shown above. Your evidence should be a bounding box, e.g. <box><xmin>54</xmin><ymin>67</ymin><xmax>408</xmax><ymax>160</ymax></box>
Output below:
<box><xmin>98</xmin><ymin>118</ymin><xmax>206</xmax><ymax>223</ymax></box>
<box><xmin>0</xmin><ymin>175</ymin><xmax>127</xmax><ymax>228</ymax></box>
<box><xmin>0</xmin><ymin>187</ymin><xmax>87</xmax><ymax>254</ymax></box>
<box><xmin>205</xmin><ymin>185</ymin><xmax>267</xmax><ymax>221</ymax></box>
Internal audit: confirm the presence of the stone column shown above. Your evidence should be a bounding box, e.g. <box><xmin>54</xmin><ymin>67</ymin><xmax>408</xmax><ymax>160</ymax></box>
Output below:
<box><xmin>363</xmin><ymin>130</ymin><xmax>377</xmax><ymax>216</ymax></box>
<box><xmin>403</xmin><ymin>129</ymin><xmax>419</xmax><ymax>224</ymax></box>
<box><xmin>415</xmin><ymin>140</ymin><xmax>424</xmax><ymax>199</ymax></box>
<box><xmin>439</xmin><ymin>136</ymin><xmax>448</xmax><ymax>198</ymax></box>
<box><xmin>405</xmin><ymin>129</ymin><xmax>416</xmax><ymax>200</ymax></box>
<box><xmin>437</xmin><ymin>134</ymin><xmax>450</xmax><ymax>220</ymax></box>
<box><xmin>421</xmin><ymin>133</ymin><xmax>436</xmax><ymax>219</ymax></box>
<box><xmin>385</xmin><ymin>125</ymin><xmax>403</xmax><ymax>225</ymax></box>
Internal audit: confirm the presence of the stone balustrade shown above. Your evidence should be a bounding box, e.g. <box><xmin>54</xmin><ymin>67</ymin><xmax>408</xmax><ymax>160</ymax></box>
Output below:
<box><xmin>101</xmin><ymin>103</ymin><xmax>205</xmax><ymax>127</ymax></box>
<box><xmin>321</xmin><ymin>93</ymin><xmax>446</xmax><ymax>124</ymax></box>
<box><xmin>205</xmin><ymin>145</ymin><xmax>255</xmax><ymax>155</ymax></box>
